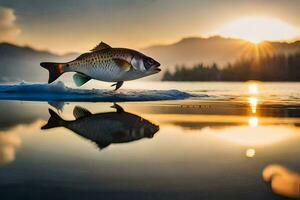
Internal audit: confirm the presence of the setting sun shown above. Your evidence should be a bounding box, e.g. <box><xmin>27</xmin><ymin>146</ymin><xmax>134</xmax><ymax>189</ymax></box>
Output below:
<box><xmin>218</xmin><ymin>16</ymin><xmax>299</xmax><ymax>43</ymax></box>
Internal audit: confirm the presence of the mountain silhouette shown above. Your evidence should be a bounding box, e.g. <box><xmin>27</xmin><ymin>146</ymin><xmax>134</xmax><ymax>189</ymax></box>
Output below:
<box><xmin>143</xmin><ymin>36</ymin><xmax>300</xmax><ymax>71</ymax></box>
<box><xmin>0</xmin><ymin>43</ymin><xmax>77</xmax><ymax>82</ymax></box>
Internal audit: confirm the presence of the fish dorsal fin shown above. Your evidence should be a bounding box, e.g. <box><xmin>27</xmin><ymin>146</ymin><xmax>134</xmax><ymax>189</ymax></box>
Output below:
<box><xmin>113</xmin><ymin>58</ymin><xmax>131</xmax><ymax>71</ymax></box>
<box><xmin>73</xmin><ymin>73</ymin><xmax>91</xmax><ymax>87</ymax></box>
<box><xmin>90</xmin><ymin>41</ymin><xmax>112</xmax><ymax>51</ymax></box>
<box><xmin>73</xmin><ymin>106</ymin><xmax>92</xmax><ymax>119</ymax></box>
<box><xmin>76</xmin><ymin>52</ymin><xmax>90</xmax><ymax>60</ymax></box>
<box><xmin>111</xmin><ymin>103</ymin><xmax>125</xmax><ymax>113</ymax></box>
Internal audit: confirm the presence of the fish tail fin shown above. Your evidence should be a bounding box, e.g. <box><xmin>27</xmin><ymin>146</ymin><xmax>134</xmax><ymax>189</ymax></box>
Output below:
<box><xmin>41</xmin><ymin>109</ymin><xmax>66</xmax><ymax>130</ymax></box>
<box><xmin>40</xmin><ymin>62</ymin><xmax>66</xmax><ymax>83</ymax></box>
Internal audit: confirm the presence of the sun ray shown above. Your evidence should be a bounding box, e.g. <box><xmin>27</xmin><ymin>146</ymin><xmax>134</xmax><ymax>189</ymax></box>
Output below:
<box><xmin>218</xmin><ymin>16</ymin><xmax>299</xmax><ymax>44</ymax></box>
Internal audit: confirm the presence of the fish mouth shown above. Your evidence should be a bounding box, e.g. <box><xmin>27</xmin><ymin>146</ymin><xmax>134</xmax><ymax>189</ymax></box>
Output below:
<box><xmin>152</xmin><ymin>63</ymin><xmax>161</xmax><ymax>72</ymax></box>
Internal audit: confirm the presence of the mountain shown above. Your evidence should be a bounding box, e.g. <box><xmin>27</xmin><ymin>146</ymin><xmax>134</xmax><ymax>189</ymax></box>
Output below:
<box><xmin>0</xmin><ymin>43</ymin><xmax>77</xmax><ymax>82</ymax></box>
<box><xmin>143</xmin><ymin>36</ymin><xmax>300</xmax><ymax>71</ymax></box>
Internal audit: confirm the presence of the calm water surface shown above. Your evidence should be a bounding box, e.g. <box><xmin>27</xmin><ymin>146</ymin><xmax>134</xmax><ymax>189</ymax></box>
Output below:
<box><xmin>0</xmin><ymin>82</ymin><xmax>299</xmax><ymax>200</ymax></box>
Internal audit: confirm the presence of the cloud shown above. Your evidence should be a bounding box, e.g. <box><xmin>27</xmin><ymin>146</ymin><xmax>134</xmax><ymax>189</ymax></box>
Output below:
<box><xmin>0</xmin><ymin>7</ymin><xmax>20</xmax><ymax>42</ymax></box>
<box><xmin>0</xmin><ymin>120</ymin><xmax>44</xmax><ymax>165</ymax></box>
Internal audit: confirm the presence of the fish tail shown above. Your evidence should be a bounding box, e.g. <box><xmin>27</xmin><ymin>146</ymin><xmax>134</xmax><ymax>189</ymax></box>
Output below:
<box><xmin>40</xmin><ymin>62</ymin><xmax>66</xmax><ymax>83</ymax></box>
<box><xmin>41</xmin><ymin>109</ymin><xmax>66</xmax><ymax>130</ymax></box>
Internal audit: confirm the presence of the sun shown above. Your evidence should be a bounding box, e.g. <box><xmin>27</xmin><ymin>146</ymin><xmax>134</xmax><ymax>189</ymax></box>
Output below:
<box><xmin>218</xmin><ymin>16</ymin><xmax>299</xmax><ymax>44</ymax></box>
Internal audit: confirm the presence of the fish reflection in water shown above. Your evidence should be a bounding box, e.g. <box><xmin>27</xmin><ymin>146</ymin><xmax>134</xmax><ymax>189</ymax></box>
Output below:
<box><xmin>263</xmin><ymin>164</ymin><xmax>300</xmax><ymax>199</ymax></box>
<box><xmin>42</xmin><ymin>103</ymin><xmax>159</xmax><ymax>150</ymax></box>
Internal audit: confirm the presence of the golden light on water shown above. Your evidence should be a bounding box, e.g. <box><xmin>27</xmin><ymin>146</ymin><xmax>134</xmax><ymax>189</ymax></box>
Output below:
<box><xmin>248</xmin><ymin>84</ymin><xmax>258</xmax><ymax>94</ymax></box>
<box><xmin>218</xmin><ymin>16</ymin><xmax>299</xmax><ymax>44</ymax></box>
<box><xmin>247</xmin><ymin>82</ymin><xmax>260</xmax><ymax>114</ymax></box>
<box><xmin>246</xmin><ymin>148</ymin><xmax>256</xmax><ymax>158</ymax></box>
<box><xmin>249</xmin><ymin>97</ymin><xmax>258</xmax><ymax>114</ymax></box>
<box><xmin>248</xmin><ymin>117</ymin><xmax>259</xmax><ymax>127</ymax></box>
<box><xmin>207</xmin><ymin>126</ymin><xmax>296</xmax><ymax>146</ymax></box>
<box><xmin>206</xmin><ymin>79</ymin><xmax>299</xmax><ymax>147</ymax></box>
<box><xmin>263</xmin><ymin>164</ymin><xmax>300</xmax><ymax>198</ymax></box>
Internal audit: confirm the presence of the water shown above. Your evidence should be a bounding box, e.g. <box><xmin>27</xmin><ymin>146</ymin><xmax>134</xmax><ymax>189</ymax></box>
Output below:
<box><xmin>0</xmin><ymin>81</ymin><xmax>299</xmax><ymax>200</ymax></box>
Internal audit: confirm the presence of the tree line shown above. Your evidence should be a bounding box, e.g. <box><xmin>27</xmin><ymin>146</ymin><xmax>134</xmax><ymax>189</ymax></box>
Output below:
<box><xmin>162</xmin><ymin>52</ymin><xmax>300</xmax><ymax>81</ymax></box>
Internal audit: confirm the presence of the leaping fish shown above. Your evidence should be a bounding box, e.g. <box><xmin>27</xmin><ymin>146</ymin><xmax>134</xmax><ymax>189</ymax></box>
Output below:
<box><xmin>40</xmin><ymin>42</ymin><xmax>161</xmax><ymax>90</ymax></box>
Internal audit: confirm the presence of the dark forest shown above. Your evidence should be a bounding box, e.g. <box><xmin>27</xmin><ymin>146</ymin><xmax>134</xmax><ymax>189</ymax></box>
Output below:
<box><xmin>162</xmin><ymin>52</ymin><xmax>300</xmax><ymax>81</ymax></box>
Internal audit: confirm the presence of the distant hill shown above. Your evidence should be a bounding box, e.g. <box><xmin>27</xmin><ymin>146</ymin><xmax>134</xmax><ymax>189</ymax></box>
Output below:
<box><xmin>143</xmin><ymin>36</ymin><xmax>300</xmax><ymax>71</ymax></box>
<box><xmin>0</xmin><ymin>43</ymin><xmax>77</xmax><ymax>82</ymax></box>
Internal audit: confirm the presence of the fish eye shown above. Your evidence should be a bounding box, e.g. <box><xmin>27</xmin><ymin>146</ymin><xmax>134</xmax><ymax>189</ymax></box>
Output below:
<box><xmin>149</xmin><ymin>58</ymin><xmax>154</xmax><ymax>64</ymax></box>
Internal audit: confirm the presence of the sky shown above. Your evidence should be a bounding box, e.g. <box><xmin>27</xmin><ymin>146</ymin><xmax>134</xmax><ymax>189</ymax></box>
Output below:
<box><xmin>0</xmin><ymin>0</ymin><xmax>300</xmax><ymax>54</ymax></box>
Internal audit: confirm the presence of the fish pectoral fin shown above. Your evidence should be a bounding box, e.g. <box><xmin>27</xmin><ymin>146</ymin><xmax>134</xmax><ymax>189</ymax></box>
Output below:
<box><xmin>111</xmin><ymin>103</ymin><xmax>125</xmax><ymax>113</ymax></box>
<box><xmin>113</xmin><ymin>58</ymin><xmax>131</xmax><ymax>71</ymax></box>
<box><xmin>95</xmin><ymin>141</ymin><xmax>110</xmax><ymax>150</ymax></box>
<box><xmin>73</xmin><ymin>106</ymin><xmax>92</xmax><ymax>119</ymax></box>
<box><xmin>73</xmin><ymin>73</ymin><xmax>91</xmax><ymax>87</ymax></box>
<box><xmin>111</xmin><ymin>81</ymin><xmax>124</xmax><ymax>91</ymax></box>
<box><xmin>90</xmin><ymin>41</ymin><xmax>112</xmax><ymax>51</ymax></box>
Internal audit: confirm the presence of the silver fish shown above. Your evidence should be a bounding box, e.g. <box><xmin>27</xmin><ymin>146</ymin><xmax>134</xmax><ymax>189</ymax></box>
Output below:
<box><xmin>41</xmin><ymin>103</ymin><xmax>159</xmax><ymax>150</ymax></box>
<box><xmin>40</xmin><ymin>42</ymin><xmax>161</xmax><ymax>90</ymax></box>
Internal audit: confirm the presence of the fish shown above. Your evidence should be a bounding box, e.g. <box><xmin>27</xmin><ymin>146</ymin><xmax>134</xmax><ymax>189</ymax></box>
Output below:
<box><xmin>40</xmin><ymin>42</ymin><xmax>161</xmax><ymax>90</ymax></box>
<box><xmin>41</xmin><ymin>103</ymin><xmax>159</xmax><ymax>150</ymax></box>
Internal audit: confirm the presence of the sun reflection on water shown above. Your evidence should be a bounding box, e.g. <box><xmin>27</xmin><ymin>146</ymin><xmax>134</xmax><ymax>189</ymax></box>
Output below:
<box><xmin>248</xmin><ymin>117</ymin><xmax>259</xmax><ymax>127</ymax></box>
<box><xmin>249</xmin><ymin>97</ymin><xmax>258</xmax><ymax>114</ymax></box>
<box><xmin>247</xmin><ymin>83</ymin><xmax>260</xmax><ymax>129</ymax></box>
<box><xmin>246</xmin><ymin>148</ymin><xmax>256</xmax><ymax>158</ymax></box>
<box><xmin>248</xmin><ymin>83</ymin><xmax>259</xmax><ymax>95</ymax></box>
<box><xmin>247</xmin><ymin>83</ymin><xmax>260</xmax><ymax>157</ymax></box>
